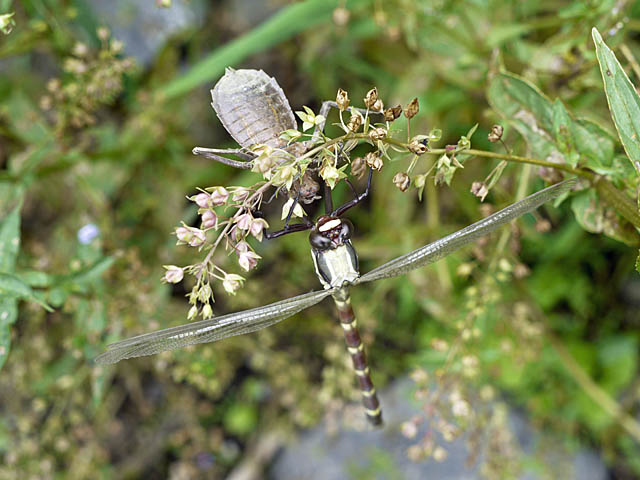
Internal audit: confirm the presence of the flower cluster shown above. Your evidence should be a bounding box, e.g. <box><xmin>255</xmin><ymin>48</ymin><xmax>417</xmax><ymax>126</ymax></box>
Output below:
<box><xmin>39</xmin><ymin>28</ymin><xmax>135</xmax><ymax>132</ymax></box>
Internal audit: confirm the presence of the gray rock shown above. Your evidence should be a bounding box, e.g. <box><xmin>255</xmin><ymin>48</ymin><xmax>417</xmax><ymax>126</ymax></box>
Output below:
<box><xmin>86</xmin><ymin>0</ymin><xmax>205</xmax><ymax>66</ymax></box>
<box><xmin>270</xmin><ymin>380</ymin><xmax>607</xmax><ymax>480</ymax></box>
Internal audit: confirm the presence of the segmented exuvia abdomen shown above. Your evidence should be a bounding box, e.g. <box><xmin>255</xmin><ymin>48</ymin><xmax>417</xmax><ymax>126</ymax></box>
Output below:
<box><xmin>211</xmin><ymin>68</ymin><xmax>297</xmax><ymax>150</ymax></box>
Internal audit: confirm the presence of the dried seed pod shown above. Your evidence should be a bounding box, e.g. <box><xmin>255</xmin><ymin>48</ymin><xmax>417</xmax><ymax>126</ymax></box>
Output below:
<box><xmin>348</xmin><ymin>110</ymin><xmax>363</xmax><ymax>132</ymax></box>
<box><xmin>351</xmin><ymin>156</ymin><xmax>366</xmax><ymax>178</ymax></box>
<box><xmin>393</xmin><ymin>172</ymin><xmax>411</xmax><ymax>192</ymax></box>
<box><xmin>364</xmin><ymin>87</ymin><xmax>379</xmax><ymax>109</ymax></box>
<box><xmin>365</xmin><ymin>152</ymin><xmax>383</xmax><ymax>170</ymax></box>
<box><xmin>404</xmin><ymin>97</ymin><xmax>419</xmax><ymax>119</ymax></box>
<box><xmin>408</xmin><ymin>139</ymin><xmax>427</xmax><ymax>155</ymax></box>
<box><xmin>488</xmin><ymin>124</ymin><xmax>504</xmax><ymax>143</ymax></box>
<box><xmin>470</xmin><ymin>181</ymin><xmax>488</xmax><ymax>201</ymax></box>
<box><xmin>369</xmin><ymin>127</ymin><xmax>387</xmax><ymax>141</ymax></box>
<box><xmin>336</xmin><ymin>88</ymin><xmax>350</xmax><ymax>112</ymax></box>
<box><xmin>384</xmin><ymin>105</ymin><xmax>402</xmax><ymax>122</ymax></box>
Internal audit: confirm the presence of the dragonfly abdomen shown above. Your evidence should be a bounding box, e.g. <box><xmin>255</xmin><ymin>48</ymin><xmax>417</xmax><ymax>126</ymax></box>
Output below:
<box><xmin>332</xmin><ymin>289</ymin><xmax>383</xmax><ymax>427</ymax></box>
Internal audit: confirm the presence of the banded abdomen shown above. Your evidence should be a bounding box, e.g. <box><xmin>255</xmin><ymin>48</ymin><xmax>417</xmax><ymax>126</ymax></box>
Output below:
<box><xmin>332</xmin><ymin>289</ymin><xmax>382</xmax><ymax>427</ymax></box>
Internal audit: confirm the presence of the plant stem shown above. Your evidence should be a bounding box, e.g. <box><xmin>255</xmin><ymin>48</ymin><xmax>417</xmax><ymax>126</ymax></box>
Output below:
<box><xmin>546</xmin><ymin>332</ymin><xmax>640</xmax><ymax>443</ymax></box>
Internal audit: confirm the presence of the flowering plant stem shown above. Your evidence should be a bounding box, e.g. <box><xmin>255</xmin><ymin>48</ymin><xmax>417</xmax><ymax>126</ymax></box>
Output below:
<box><xmin>319</xmin><ymin>132</ymin><xmax>639</xmax><ymax>229</ymax></box>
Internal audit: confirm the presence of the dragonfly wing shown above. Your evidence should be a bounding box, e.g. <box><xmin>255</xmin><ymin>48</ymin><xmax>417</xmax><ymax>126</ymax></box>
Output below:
<box><xmin>356</xmin><ymin>179</ymin><xmax>575</xmax><ymax>285</ymax></box>
<box><xmin>95</xmin><ymin>289</ymin><xmax>334</xmax><ymax>365</ymax></box>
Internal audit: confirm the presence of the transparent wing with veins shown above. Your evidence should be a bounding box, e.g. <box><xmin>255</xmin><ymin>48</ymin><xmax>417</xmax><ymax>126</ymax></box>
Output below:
<box><xmin>95</xmin><ymin>289</ymin><xmax>335</xmax><ymax>365</ymax></box>
<box><xmin>355</xmin><ymin>180</ymin><xmax>575</xmax><ymax>285</ymax></box>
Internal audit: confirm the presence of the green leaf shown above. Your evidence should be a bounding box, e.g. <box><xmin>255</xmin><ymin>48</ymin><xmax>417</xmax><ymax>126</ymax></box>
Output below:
<box><xmin>488</xmin><ymin>71</ymin><xmax>618</xmax><ymax>175</ymax></box>
<box><xmin>592</xmin><ymin>28</ymin><xmax>640</xmax><ymax>176</ymax></box>
<box><xmin>0</xmin><ymin>272</ymin><xmax>52</xmax><ymax>311</ymax></box>
<box><xmin>55</xmin><ymin>256</ymin><xmax>116</xmax><ymax>287</ymax></box>
<box><xmin>636</xmin><ymin>250</ymin><xmax>640</xmax><ymax>273</ymax></box>
<box><xmin>0</xmin><ymin>199</ymin><xmax>21</xmax><ymax>371</ymax></box>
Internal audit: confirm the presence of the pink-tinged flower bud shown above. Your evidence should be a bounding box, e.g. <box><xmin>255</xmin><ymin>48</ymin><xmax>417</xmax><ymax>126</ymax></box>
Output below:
<box><xmin>470</xmin><ymin>181</ymin><xmax>489</xmax><ymax>201</ymax></box>
<box><xmin>193</xmin><ymin>192</ymin><xmax>211</xmax><ymax>208</ymax></box>
<box><xmin>488</xmin><ymin>124</ymin><xmax>504</xmax><ymax>143</ymax></box>
<box><xmin>210</xmin><ymin>186</ymin><xmax>229</xmax><ymax>206</ymax></box>
<box><xmin>237</xmin><ymin>248</ymin><xmax>261</xmax><ymax>271</ymax></box>
<box><xmin>163</xmin><ymin>265</ymin><xmax>184</xmax><ymax>283</ymax></box>
<box><xmin>232</xmin><ymin>187</ymin><xmax>250</xmax><ymax>202</ymax></box>
<box><xmin>250</xmin><ymin>218</ymin><xmax>269</xmax><ymax>241</ymax></box>
<box><xmin>175</xmin><ymin>226</ymin><xmax>192</xmax><ymax>243</ymax></box>
<box><xmin>188</xmin><ymin>229</ymin><xmax>206</xmax><ymax>247</ymax></box>
<box><xmin>223</xmin><ymin>273</ymin><xmax>245</xmax><ymax>295</ymax></box>
<box><xmin>236</xmin><ymin>213</ymin><xmax>253</xmax><ymax>231</ymax></box>
<box><xmin>201</xmin><ymin>210</ymin><xmax>218</xmax><ymax>229</ymax></box>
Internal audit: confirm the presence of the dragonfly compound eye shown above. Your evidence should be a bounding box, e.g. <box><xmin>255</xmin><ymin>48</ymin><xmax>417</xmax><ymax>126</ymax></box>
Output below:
<box><xmin>309</xmin><ymin>230</ymin><xmax>333</xmax><ymax>251</ymax></box>
<box><xmin>339</xmin><ymin>219</ymin><xmax>354</xmax><ymax>242</ymax></box>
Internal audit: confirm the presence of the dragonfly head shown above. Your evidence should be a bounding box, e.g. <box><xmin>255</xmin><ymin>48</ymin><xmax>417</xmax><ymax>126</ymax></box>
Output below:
<box><xmin>309</xmin><ymin>215</ymin><xmax>353</xmax><ymax>250</ymax></box>
<box><xmin>309</xmin><ymin>216</ymin><xmax>359</xmax><ymax>289</ymax></box>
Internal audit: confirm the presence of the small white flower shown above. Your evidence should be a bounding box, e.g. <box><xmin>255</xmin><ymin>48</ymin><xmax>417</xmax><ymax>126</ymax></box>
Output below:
<box><xmin>163</xmin><ymin>265</ymin><xmax>184</xmax><ymax>284</ymax></box>
<box><xmin>250</xmin><ymin>218</ymin><xmax>269</xmax><ymax>241</ymax></box>
<box><xmin>236</xmin><ymin>213</ymin><xmax>253</xmax><ymax>231</ymax></box>
<box><xmin>222</xmin><ymin>273</ymin><xmax>245</xmax><ymax>295</ymax></box>
<box><xmin>281</xmin><ymin>198</ymin><xmax>306</xmax><ymax>220</ymax></box>
<box><xmin>236</xmin><ymin>241</ymin><xmax>261</xmax><ymax>271</ymax></box>
<box><xmin>187</xmin><ymin>305</ymin><xmax>198</xmax><ymax>320</ymax></box>
<box><xmin>201</xmin><ymin>303</ymin><xmax>213</xmax><ymax>319</ymax></box>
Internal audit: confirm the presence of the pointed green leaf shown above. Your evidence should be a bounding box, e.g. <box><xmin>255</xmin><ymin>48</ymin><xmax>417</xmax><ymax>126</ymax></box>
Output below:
<box><xmin>0</xmin><ymin>200</ymin><xmax>21</xmax><ymax>371</ymax></box>
<box><xmin>592</xmin><ymin>28</ymin><xmax>640</xmax><ymax>175</ymax></box>
<box><xmin>0</xmin><ymin>273</ymin><xmax>53</xmax><ymax>311</ymax></box>
<box><xmin>552</xmin><ymin>99</ymin><xmax>577</xmax><ymax>166</ymax></box>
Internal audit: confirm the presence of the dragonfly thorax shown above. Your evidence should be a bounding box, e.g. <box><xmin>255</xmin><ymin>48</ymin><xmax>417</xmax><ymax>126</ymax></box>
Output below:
<box><xmin>309</xmin><ymin>216</ymin><xmax>360</xmax><ymax>289</ymax></box>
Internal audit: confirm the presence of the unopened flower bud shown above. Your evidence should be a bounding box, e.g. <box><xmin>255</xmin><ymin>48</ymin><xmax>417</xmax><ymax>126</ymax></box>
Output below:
<box><xmin>348</xmin><ymin>110</ymin><xmax>363</xmax><ymax>132</ymax></box>
<box><xmin>365</xmin><ymin>152</ymin><xmax>383</xmax><ymax>171</ymax></box>
<box><xmin>332</xmin><ymin>6</ymin><xmax>350</xmax><ymax>26</ymax></box>
<box><xmin>232</xmin><ymin>187</ymin><xmax>250</xmax><ymax>202</ymax></box>
<box><xmin>393</xmin><ymin>172</ymin><xmax>411</xmax><ymax>192</ymax></box>
<box><xmin>188</xmin><ymin>229</ymin><xmax>206</xmax><ymax>247</ymax></box>
<box><xmin>250</xmin><ymin>218</ymin><xmax>269</xmax><ymax>241</ymax></box>
<box><xmin>201</xmin><ymin>210</ymin><xmax>218</xmax><ymax>229</ymax></box>
<box><xmin>384</xmin><ymin>105</ymin><xmax>402</xmax><ymax>122</ymax></box>
<box><xmin>470</xmin><ymin>181</ymin><xmax>489</xmax><ymax>201</ymax></box>
<box><xmin>336</xmin><ymin>88</ymin><xmax>350</xmax><ymax>112</ymax></box>
<box><xmin>199</xmin><ymin>283</ymin><xmax>213</xmax><ymax>303</ymax></box>
<box><xmin>408</xmin><ymin>140</ymin><xmax>427</xmax><ymax>155</ymax></box>
<box><xmin>210</xmin><ymin>186</ymin><xmax>229</xmax><ymax>206</ymax></box>
<box><xmin>404</xmin><ymin>97</ymin><xmax>419</xmax><ymax>119</ymax></box>
<box><xmin>351</xmin><ymin>157</ymin><xmax>366</xmax><ymax>178</ymax></box>
<box><xmin>175</xmin><ymin>226</ymin><xmax>192</xmax><ymax>243</ymax></box>
<box><xmin>488</xmin><ymin>124</ymin><xmax>504</xmax><ymax>143</ymax></box>
<box><xmin>201</xmin><ymin>303</ymin><xmax>213</xmax><ymax>319</ymax></box>
<box><xmin>236</xmin><ymin>212</ymin><xmax>253</xmax><ymax>231</ymax></box>
<box><xmin>369</xmin><ymin>127</ymin><xmax>387</xmax><ymax>141</ymax></box>
<box><xmin>364</xmin><ymin>87</ymin><xmax>379</xmax><ymax>109</ymax></box>
<box><xmin>163</xmin><ymin>265</ymin><xmax>184</xmax><ymax>283</ymax></box>
<box><xmin>223</xmin><ymin>273</ymin><xmax>245</xmax><ymax>295</ymax></box>
<box><xmin>193</xmin><ymin>192</ymin><xmax>211</xmax><ymax>208</ymax></box>
<box><xmin>187</xmin><ymin>305</ymin><xmax>198</xmax><ymax>320</ymax></box>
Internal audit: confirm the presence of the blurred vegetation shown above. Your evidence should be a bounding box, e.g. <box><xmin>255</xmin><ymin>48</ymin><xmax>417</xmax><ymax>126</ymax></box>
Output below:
<box><xmin>0</xmin><ymin>0</ymin><xmax>639</xmax><ymax>478</ymax></box>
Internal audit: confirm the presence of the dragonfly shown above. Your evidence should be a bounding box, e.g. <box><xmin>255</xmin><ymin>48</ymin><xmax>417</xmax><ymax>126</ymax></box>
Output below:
<box><xmin>96</xmin><ymin>179</ymin><xmax>575</xmax><ymax>427</ymax></box>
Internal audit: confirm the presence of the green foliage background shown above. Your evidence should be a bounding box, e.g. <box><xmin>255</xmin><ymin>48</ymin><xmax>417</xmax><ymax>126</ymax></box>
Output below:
<box><xmin>0</xmin><ymin>0</ymin><xmax>639</xmax><ymax>478</ymax></box>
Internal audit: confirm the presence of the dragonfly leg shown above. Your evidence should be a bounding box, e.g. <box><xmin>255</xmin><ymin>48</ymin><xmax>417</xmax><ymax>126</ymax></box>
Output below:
<box><xmin>264</xmin><ymin>221</ymin><xmax>313</xmax><ymax>240</ymax></box>
<box><xmin>324</xmin><ymin>181</ymin><xmax>333</xmax><ymax>214</ymax></box>
<box><xmin>332</xmin><ymin>167</ymin><xmax>373</xmax><ymax>217</ymax></box>
<box><xmin>192</xmin><ymin>146</ymin><xmax>254</xmax><ymax>169</ymax></box>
